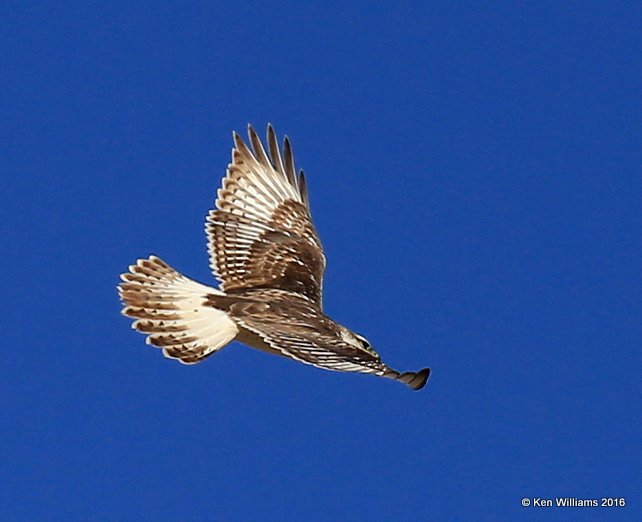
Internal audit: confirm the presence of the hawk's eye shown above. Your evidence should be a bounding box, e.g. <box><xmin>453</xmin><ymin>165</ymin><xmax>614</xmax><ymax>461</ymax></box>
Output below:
<box><xmin>355</xmin><ymin>333</ymin><xmax>371</xmax><ymax>349</ymax></box>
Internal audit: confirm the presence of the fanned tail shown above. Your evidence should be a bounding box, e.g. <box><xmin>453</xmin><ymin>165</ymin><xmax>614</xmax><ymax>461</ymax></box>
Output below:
<box><xmin>118</xmin><ymin>255</ymin><xmax>238</xmax><ymax>364</ymax></box>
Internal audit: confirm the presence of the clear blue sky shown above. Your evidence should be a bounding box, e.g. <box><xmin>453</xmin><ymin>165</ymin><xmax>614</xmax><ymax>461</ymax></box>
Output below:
<box><xmin>2</xmin><ymin>2</ymin><xmax>640</xmax><ymax>520</ymax></box>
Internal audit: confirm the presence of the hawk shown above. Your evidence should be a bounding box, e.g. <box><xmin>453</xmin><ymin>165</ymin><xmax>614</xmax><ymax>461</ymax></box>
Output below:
<box><xmin>118</xmin><ymin>125</ymin><xmax>430</xmax><ymax>390</ymax></box>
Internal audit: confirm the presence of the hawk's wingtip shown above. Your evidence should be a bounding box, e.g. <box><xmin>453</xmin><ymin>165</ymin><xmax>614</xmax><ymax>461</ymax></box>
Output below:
<box><xmin>409</xmin><ymin>367</ymin><xmax>431</xmax><ymax>391</ymax></box>
<box><xmin>383</xmin><ymin>367</ymin><xmax>431</xmax><ymax>390</ymax></box>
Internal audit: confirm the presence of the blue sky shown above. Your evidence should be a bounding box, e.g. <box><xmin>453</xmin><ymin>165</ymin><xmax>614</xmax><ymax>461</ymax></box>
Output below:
<box><xmin>2</xmin><ymin>1</ymin><xmax>640</xmax><ymax>520</ymax></box>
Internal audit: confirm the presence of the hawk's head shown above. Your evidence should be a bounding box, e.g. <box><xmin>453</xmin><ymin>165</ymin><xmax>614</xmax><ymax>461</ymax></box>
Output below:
<box><xmin>338</xmin><ymin>326</ymin><xmax>376</xmax><ymax>356</ymax></box>
<box><xmin>354</xmin><ymin>332</ymin><xmax>373</xmax><ymax>351</ymax></box>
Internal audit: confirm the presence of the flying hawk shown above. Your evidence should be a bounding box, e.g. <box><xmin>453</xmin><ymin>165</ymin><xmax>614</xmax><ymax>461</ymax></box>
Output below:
<box><xmin>118</xmin><ymin>125</ymin><xmax>430</xmax><ymax>390</ymax></box>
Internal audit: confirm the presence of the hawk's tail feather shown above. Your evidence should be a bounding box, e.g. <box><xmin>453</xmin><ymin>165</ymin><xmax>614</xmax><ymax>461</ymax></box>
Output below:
<box><xmin>118</xmin><ymin>255</ymin><xmax>238</xmax><ymax>364</ymax></box>
<box><xmin>383</xmin><ymin>367</ymin><xmax>431</xmax><ymax>391</ymax></box>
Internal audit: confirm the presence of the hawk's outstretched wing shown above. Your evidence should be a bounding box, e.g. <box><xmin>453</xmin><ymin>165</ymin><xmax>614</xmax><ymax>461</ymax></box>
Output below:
<box><xmin>228</xmin><ymin>297</ymin><xmax>387</xmax><ymax>374</ymax></box>
<box><xmin>237</xmin><ymin>312</ymin><xmax>430</xmax><ymax>390</ymax></box>
<box><xmin>215</xmin><ymin>292</ymin><xmax>431</xmax><ymax>390</ymax></box>
<box><xmin>207</xmin><ymin>125</ymin><xmax>326</xmax><ymax>304</ymax></box>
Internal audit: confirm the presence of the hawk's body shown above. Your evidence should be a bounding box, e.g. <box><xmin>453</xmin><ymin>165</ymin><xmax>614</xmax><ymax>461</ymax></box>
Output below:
<box><xmin>118</xmin><ymin>125</ymin><xmax>430</xmax><ymax>390</ymax></box>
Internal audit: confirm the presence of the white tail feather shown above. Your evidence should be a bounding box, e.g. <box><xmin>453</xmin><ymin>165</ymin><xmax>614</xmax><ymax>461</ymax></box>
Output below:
<box><xmin>118</xmin><ymin>255</ymin><xmax>238</xmax><ymax>364</ymax></box>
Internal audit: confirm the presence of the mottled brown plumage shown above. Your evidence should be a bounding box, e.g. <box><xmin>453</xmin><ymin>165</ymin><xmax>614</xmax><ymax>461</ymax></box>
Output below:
<box><xmin>118</xmin><ymin>125</ymin><xmax>430</xmax><ymax>390</ymax></box>
<box><xmin>206</xmin><ymin>126</ymin><xmax>325</xmax><ymax>303</ymax></box>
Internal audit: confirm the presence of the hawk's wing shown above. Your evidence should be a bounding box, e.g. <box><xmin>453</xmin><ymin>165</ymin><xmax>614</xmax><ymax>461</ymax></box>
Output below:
<box><xmin>229</xmin><ymin>299</ymin><xmax>430</xmax><ymax>390</ymax></box>
<box><xmin>228</xmin><ymin>299</ymin><xmax>387</xmax><ymax>375</ymax></box>
<box><xmin>207</xmin><ymin>125</ymin><xmax>326</xmax><ymax>304</ymax></box>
